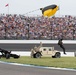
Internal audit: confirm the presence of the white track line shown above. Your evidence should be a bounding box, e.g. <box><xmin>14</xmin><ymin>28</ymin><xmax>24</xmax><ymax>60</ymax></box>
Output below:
<box><xmin>0</xmin><ymin>61</ymin><xmax>76</xmax><ymax>72</ymax></box>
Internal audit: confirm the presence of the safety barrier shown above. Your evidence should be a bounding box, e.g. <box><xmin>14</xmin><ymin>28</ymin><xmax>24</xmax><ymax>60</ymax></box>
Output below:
<box><xmin>0</xmin><ymin>40</ymin><xmax>76</xmax><ymax>44</ymax></box>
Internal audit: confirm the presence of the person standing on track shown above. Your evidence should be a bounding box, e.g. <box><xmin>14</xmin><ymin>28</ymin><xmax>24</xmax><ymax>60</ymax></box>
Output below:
<box><xmin>58</xmin><ymin>39</ymin><xmax>66</xmax><ymax>54</ymax></box>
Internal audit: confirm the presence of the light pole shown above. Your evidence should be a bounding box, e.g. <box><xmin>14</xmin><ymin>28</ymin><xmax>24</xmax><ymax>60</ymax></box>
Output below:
<box><xmin>73</xmin><ymin>24</ymin><xmax>75</xmax><ymax>40</ymax></box>
<box><xmin>27</xmin><ymin>23</ymin><xmax>30</xmax><ymax>40</ymax></box>
<box><xmin>5</xmin><ymin>24</ymin><xmax>7</xmax><ymax>39</ymax></box>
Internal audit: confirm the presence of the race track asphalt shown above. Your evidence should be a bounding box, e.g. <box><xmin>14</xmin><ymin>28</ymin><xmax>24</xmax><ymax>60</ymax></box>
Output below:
<box><xmin>0</xmin><ymin>43</ymin><xmax>76</xmax><ymax>52</ymax></box>
<box><xmin>0</xmin><ymin>63</ymin><xmax>76</xmax><ymax>75</ymax></box>
<box><xmin>0</xmin><ymin>43</ymin><xmax>76</xmax><ymax>75</ymax></box>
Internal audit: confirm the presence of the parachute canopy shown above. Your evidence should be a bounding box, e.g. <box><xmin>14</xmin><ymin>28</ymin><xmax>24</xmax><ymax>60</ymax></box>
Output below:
<box><xmin>40</xmin><ymin>4</ymin><xmax>59</xmax><ymax>17</ymax></box>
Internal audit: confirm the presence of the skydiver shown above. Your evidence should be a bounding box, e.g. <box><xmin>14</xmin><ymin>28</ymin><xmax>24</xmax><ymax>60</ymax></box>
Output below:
<box><xmin>58</xmin><ymin>39</ymin><xmax>66</xmax><ymax>54</ymax></box>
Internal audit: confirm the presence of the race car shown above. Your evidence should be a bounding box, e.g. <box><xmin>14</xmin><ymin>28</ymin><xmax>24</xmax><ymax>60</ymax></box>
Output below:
<box><xmin>0</xmin><ymin>48</ymin><xmax>20</xmax><ymax>59</ymax></box>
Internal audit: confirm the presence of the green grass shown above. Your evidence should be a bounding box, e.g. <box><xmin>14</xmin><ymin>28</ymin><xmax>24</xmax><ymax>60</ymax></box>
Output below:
<box><xmin>0</xmin><ymin>56</ymin><xmax>76</xmax><ymax>69</ymax></box>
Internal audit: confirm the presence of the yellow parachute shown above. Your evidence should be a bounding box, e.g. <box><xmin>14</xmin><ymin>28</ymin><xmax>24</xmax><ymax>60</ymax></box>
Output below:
<box><xmin>40</xmin><ymin>4</ymin><xmax>59</xmax><ymax>17</ymax></box>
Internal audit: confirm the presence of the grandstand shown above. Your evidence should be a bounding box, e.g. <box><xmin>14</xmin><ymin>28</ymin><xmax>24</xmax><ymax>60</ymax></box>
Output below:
<box><xmin>0</xmin><ymin>14</ymin><xmax>76</xmax><ymax>40</ymax></box>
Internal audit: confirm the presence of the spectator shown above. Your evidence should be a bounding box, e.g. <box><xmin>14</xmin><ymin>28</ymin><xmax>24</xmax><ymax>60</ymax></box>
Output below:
<box><xmin>0</xmin><ymin>14</ymin><xmax>76</xmax><ymax>40</ymax></box>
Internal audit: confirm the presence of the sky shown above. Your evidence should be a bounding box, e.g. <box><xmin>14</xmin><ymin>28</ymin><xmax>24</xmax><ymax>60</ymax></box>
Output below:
<box><xmin>0</xmin><ymin>0</ymin><xmax>76</xmax><ymax>16</ymax></box>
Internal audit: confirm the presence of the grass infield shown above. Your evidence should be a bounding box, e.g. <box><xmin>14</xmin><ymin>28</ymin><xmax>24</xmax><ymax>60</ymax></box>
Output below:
<box><xmin>0</xmin><ymin>56</ymin><xmax>76</xmax><ymax>69</ymax></box>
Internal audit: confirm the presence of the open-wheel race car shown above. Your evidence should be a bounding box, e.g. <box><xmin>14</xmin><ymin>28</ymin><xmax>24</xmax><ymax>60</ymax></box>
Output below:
<box><xmin>31</xmin><ymin>42</ymin><xmax>61</xmax><ymax>58</ymax></box>
<box><xmin>0</xmin><ymin>48</ymin><xmax>20</xmax><ymax>59</ymax></box>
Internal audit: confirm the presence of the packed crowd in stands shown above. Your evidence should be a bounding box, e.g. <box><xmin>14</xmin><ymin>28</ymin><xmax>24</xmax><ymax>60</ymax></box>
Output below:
<box><xmin>0</xmin><ymin>14</ymin><xmax>76</xmax><ymax>40</ymax></box>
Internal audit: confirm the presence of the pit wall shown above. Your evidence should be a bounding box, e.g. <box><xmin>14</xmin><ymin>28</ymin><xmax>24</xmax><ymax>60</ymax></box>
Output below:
<box><xmin>0</xmin><ymin>40</ymin><xmax>76</xmax><ymax>44</ymax></box>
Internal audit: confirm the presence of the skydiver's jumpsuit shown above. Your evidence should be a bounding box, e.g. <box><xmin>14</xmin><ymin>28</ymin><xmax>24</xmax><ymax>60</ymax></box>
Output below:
<box><xmin>58</xmin><ymin>39</ymin><xmax>66</xmax><ymax>54</ymax></box>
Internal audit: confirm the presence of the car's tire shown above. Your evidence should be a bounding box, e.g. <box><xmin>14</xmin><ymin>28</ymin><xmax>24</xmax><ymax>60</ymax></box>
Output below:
<box><xmin>34</xmin><ymin>52</ymin><xmax>41</xmax><ymax>58</ymax></box>
<box><xmin>74</xmin><ymin>51</ymin><xmax>76</xmax><ymax>57</ymax></box>
<box><xmin>52</xmin><ymin>56</ymin><xmax>55</xmax><ymax>58</ymax></box>
<box><xmin>13</xmin><ymin>55</ymin><xmax>20</xmax><ymax>59</ymax></box>
<box><xmin>0</xmin><ymin>55</ymin><xmax>2</xmax><ymax>58</ymax></box>
<box><xmin>54</xmin><ymin>52</ymin><xmax>61</xmax><ymax>58</ymax></box>
<box><xmin>6</xmin><ymin>53</ymin><xmax>10</xmax><ymax>59</ymax></box>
